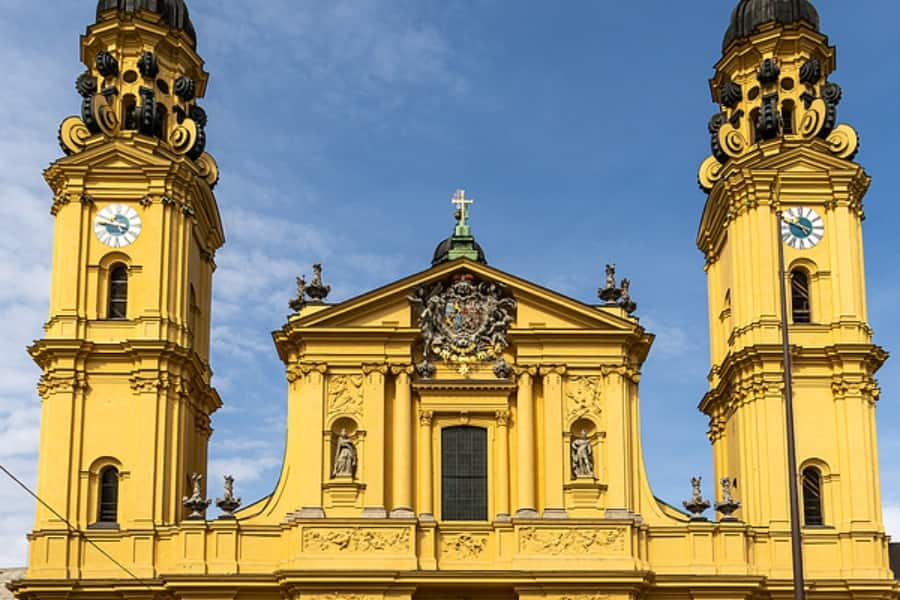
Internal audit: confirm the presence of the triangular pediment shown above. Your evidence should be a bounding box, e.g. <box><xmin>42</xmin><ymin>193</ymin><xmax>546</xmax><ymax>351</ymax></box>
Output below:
<box><xmin>293</xmin><ymin>259</ymin><xmax>638</xmax><ymax>333</ymax></box>
<box><xmin>51</xmin><ymin>139</ymin><xmax>173</xmax><ymax>170</ymax></box>
<box><xmin>750</xmin><ymin>145</ymin><xmax>863</xmax><ymax>173</ymax></box>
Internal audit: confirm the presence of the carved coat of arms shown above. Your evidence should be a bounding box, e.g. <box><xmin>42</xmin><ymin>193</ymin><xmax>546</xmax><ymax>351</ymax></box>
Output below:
<box><xmin>410</xmin><ymin>273</ymin><xmax>516</xmax><ymax>376</ymax></box>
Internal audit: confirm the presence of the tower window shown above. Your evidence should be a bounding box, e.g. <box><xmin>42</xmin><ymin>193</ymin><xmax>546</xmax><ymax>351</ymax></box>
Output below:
<box><xmin>782</xmin><ymin>100</ymin><xmax>795</xmax><ymax>135</ymax></box>
<box><xmin>790</xmin><ymin>268</ymin><xmax>811</xmax><ymax>323</ymax></box>
<box><xmin>441</xmin><ymin>426</ymin><xmax>487</xmax><ymax>521</ymax></box>
<box><xmin>802</xmin><ymin>466</ymin><xmax>824</xmax><ymax>526</ymax></box>
<box><xmin>98</xmin><ymin>466</ymin><xmax>119</xmax><ymax>523</ymax></box>
<box><xmin>108</xmin><ymin>264</ymin><xmax>128</xmax><ymax>319</ymax></box>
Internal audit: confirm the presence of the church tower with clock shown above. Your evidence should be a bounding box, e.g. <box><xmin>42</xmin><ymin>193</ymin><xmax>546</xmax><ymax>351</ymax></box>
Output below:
<box><xmin>9</xmin><ymin>0</ymin><xmax>898</xmax><ymax>599</ymax></box>
<box><xmin>697</xmin><ymin>0</ymin><xmax>890</xmax><ymax>579</ymax></box>
<box><xmin>27</xmin><ymin>0</ymin><xmax>224</xmax><ymax>564</ymax></box>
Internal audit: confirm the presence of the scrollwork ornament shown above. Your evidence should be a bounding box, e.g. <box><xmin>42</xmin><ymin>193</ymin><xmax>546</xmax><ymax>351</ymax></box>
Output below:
<box><xmin>137</xmin><ymin>52</ymin><xmax>159</xmax><ymax>78</ymax></box>
<box><xmin>92</xmin><ymin>96</ymin><xmax>120</xmax><ymax>136</ymax></box>
<box><xmin>174</xmin><ymin>76</ymin><xmax>196</xmax><ymax>101</ymax></box>
<box><xmin>189</xmin><ymin>105</ymin><xmax>208</xmax><ymax>127</ymax></box>
<box><xmin>170</xmin><ymin>118</ymin><xmax>198</xmax><ymax>154</ymax></box>
<box><xmin>195</xmin><ymin>152</ymin><xmax>220</xmax><ymax>188</ymax></box>
<box><xmin>187</xmin><ymin>125</ymin><xmax>207</xmax><ymax>161</ymax></box>
<box><xmin>799</xmin><ymin>58</ymin><xmax>822</xmax><ymax>85</ymax></box>
<box><xmin>58</xmin><ymin>116</ymin><xmax>91</xmax><ymax>155</ymax></box>
<box><xmin>95</xmin><ymin>51</ymin><xmax>119</xmax><ymax>77</ymax></box>
<box><xmin>698</xmin><ymin>155</ymin><xmax>724</xmax><ymax>192</ymax></box>
<box><xmin>825</xmin><ymin>124</ymin><xmax>859</xmax><ymax>160</ymax></box>
<box><xmin>719</xmin><ymin>81</ymin><xmax>742</xmax><ymax>108</ymax></box>
<box><xmin>75</xmin><ymin>72</ymin><xmax>97</xmax><ymax>98</ymax></box>
<box><xmin>799</xmin><ymin>98</ymin><xmax>827</xmax><ymax>139</ymax></box>
<box><xmin>717</xmin><ymin>125</ymin><xmax>747</xmax><ymax>159</ymax></box>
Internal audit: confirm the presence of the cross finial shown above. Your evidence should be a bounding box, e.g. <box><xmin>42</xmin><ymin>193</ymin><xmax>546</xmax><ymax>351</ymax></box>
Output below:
<box><xmin>451</xmin><ymin>189</ymin><xmax>474</xmax><ymax>227</ymax></box>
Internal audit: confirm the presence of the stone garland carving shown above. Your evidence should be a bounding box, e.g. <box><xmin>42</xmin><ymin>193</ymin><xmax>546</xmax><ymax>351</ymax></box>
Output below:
<box><xmin>302</xmin><ymin>527</ymin><xmax>410</xmax><ymax>553</ymax></box>
<box><xmin>328</xmin><ymin>375</ymin><xmax>364</xmax><ymax>418</ymax></box>
<box><xmin>440</xmin><ymin>533</ymin><xmax>488</xmax><ymax>560</ymax></box>
<box><xmin>565</xmin><ymin>376</ymin><xmax>601</xmax><ymax>422</ymax></box>
<box><xmin>518</xmin><ymin>527</ymin><xmax>625</xmax><ymax>555</ymax></box>
<box><xmin>409</xmin><ymin>273</ymin><xmax>516</xmax><ymax>376</ymax></box>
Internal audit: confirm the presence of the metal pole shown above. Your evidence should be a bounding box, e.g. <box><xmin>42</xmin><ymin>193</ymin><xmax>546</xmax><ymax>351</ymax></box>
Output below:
<box><xmin>776</xmin><ymin>210</ymin><xmax>807</xmax><ymax>600</ymax></box>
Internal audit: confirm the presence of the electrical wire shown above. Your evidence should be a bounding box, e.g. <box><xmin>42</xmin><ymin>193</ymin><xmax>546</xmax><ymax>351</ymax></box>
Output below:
<box><xmin>0</xmin><ymin>463</ymin><xmax>157</xmax><ymax>592</ymax></box>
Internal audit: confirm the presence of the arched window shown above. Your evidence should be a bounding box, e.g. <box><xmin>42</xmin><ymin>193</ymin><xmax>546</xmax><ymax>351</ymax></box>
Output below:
<box><xmin>791</xmin><ymin>268</ymin><xmax>811</xmax><ymax>324</ymax></box>
<box><xmin>441</xmin><ymin>426</ymin><xmax>487</xmax><ymax>521</ymax></box>
<box><xmin>802</xmin><ymin>467</ymin><xmax>824</xmax><ymax>526</ymax></box>
<box><xmin>98</xmin><ymin>466</ymin><xmax>119</xmax><ymax>523</ymax></box>
<box><xmin>782</xmin><ymin>100</ymin><xmax>795</xmax><ymax>135</ymax></box>
<box><xmin>108</xmin><ymin>264</ymin><xmax>128</xmax><ymax>319</ymax></box>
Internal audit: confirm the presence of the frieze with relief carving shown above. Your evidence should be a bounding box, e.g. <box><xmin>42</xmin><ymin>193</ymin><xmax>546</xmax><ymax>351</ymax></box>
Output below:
<box><xmin>302</xmin><ymin>527</ymin><xmax>410</xmax><ymax>553</ymax></box>
<box><xmin>328</xmin><ymin>375</ymin><xmax>364</xmax><ymax>418</ymax></box>
<box><xmin>518</xmin><ymin>527</ymin><xmax>626</xmax><ymax>555</ymax></box>
<box><xmin>440</xmin><ymin>533</ymin><xmax>488</xmax><ymax>560</ymax></box>
<box><xmin>565</xmin><ymin>376</ymin><xmax>602</xmax><ymax>423</ymax></box>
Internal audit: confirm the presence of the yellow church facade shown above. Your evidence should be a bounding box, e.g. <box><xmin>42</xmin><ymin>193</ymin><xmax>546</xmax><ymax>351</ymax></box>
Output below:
<box><xmin>10</xmin><ymin>1</ymin><xmax>898</xmax><ymax>599</ymax></box>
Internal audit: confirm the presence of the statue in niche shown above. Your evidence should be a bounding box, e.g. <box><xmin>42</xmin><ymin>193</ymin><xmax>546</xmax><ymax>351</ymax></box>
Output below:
<box><xmin>331</xmin><ymin>429</ymin><xmax>358</xmax><ymax>478</ymax></box>
<box><xmin>570</xmin><ymin>430</ymin><xmax>595</xmax><ymax>479</ymax></box>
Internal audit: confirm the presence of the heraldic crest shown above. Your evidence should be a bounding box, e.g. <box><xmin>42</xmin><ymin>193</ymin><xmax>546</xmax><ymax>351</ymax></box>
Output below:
<box><xmin>410</xmin><ymin>273</ymin><xmax>517</xmax><ymax>377</ymax></box>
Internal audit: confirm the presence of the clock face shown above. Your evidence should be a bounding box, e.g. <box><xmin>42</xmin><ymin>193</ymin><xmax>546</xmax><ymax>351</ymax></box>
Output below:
<box><xmin>93</xmin><ymin>204</ymin><xmax>142</xmax><ymax>248</ymax></box>
<box><xmin>781</xmin><ymin>207</ymin><xmax>824</xmax><ymax>250</ymax></box>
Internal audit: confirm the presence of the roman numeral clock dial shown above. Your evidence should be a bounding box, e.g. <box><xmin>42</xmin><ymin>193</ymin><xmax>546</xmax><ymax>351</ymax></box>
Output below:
<box><xmin>781</xmin><ymin>206</ymin><xmax>825</xmax><ymax>250</ymax></box>
<box><xmin>93</xmin><ymin>204</ymin><xmax>142</xmax><ymax>248</ymax></box>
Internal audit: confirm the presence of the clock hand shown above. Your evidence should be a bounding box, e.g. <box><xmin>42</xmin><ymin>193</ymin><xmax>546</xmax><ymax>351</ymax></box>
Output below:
<box><xmin>783</xmin><ymin>215</ymin><xmax>812</xmax><ymax>236</ymax></box>
<box><xmin>97</xmin><ymin>215</ymin><xmax>128</xmax><ymax>232</ymax></box>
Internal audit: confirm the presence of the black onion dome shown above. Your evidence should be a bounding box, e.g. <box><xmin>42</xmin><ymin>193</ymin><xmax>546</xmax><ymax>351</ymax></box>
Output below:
<box><xmin>97</xmin><ymin>0</ymin><xmax>196</xmax><ymax>46</ymax></box>
<box><xmin>723</xmin><ymin>0</ymin><xmax>820</xmax><ymax>51</ymax></box>
<box><xmin>432</xmin><ymin>236</ymin><xmax>487</xmax><ymax>267</ymax></box>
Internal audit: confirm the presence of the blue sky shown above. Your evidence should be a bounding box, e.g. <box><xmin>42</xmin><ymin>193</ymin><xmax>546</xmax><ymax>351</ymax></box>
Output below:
<box><xmin>0</xmin><ymin>1</ymin><xmax>897</xmax><ymax>566</ymax></box>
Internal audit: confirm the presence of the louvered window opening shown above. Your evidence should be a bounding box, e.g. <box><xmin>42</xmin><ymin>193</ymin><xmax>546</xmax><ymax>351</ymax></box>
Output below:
<box><xmin>802</xmin><ymin>467</ymin><xmax>824</xmax><ymax>526</ymax></box>
<box><xmin>441</xmin><ymin>426</ymin><xmax>488</xmax><ymax>521</ymax></box>
<box><xmin>98</xmin><ymin>467</ymin><xmax>119</xmax><ymax>523</ymax></box>
<box><xmin>108</xmin><ymin>264</ymin><xmax>128</xmax><ymax>319</ymax></box>
<box><xmin>791</xmin><ymin>269</ymin><xmax>811</xmax><ymax>324</ymax></box>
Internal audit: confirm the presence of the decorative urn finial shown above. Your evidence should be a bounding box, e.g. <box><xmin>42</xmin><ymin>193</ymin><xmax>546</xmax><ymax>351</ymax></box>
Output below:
<box><xmin>182</xmin><ymin>472</ymin><xmax>211</xmax><ymax>520</ymax></box>
<box><xmin>305</xmin><ymin>263</ymin><xmax>332</xmax><ymax>303</ymax></box>
<box><xmin>215</xmin><ymin>475</ymin><xmax>242</xmax><ymax>519</ymax></box>
<box><xmin>682</xmin><ymin>476</ymin><xmax>712</xmax><ymax>521</ymax></box>
<box><xmin>715</xmin><ymin>477</ymin><xmax>742</xmax><ymax>521</ymax></box>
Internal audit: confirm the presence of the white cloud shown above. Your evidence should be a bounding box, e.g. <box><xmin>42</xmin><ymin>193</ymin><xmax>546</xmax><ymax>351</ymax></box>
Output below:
<box><xmin>208</xmin><ymin>455</ymin><xmax>283</xmax><ymax>488</ymax></box>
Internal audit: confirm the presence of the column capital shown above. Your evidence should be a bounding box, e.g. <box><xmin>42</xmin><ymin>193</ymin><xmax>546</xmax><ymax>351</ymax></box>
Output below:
<box><xmin>539</xmin><ymin>364</ymin><xmax>567</xmax><ymax>377</ymax></box>
<box><xmin>495</xmin><ymin>410</ymin><xmax>511</xmax><ymax>427</ymax></box>
<box><xmin>362</xmin><ymin>363</ymin><xmax>389</xmax><ymax>376</ymax></box>
<box><xmin>418</xmin><ymin>409</ymin><xmax>434</xmax><ymax>426</ymax></box>
<box><xmin>515</xmin><ymin>365</ymin><xmax>538</xmax><ymax>378</ymax></box>
<box><xmin>390</xmin><ymin>364</ymin><xmax>415</xmax><ymax>377</ymax></box>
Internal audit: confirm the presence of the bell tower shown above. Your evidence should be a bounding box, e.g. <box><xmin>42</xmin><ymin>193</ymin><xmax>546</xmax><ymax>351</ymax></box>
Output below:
<box><xmin>697</xmin><ymin>0</ymin><xmax>891</xmax><ymax>579</ymax></box>
<box><xmin>27</xmin><ymin>0</ymin><xmax>223</xmax><ymax>573</ymax></box>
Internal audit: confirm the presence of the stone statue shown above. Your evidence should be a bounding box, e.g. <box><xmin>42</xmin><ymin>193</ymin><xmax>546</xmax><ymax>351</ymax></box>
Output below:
<box><xmin>570</xmin><ymin>430</ymin><xmax>594</xmax><ymax>479</ymax></box>
<box><xmin>682</xmin><ymin>475</ymin><xmax>711</xmax><ymax>520</ymax></box>
<box><xmin>288</xmin><ymin>274</ymin><xmax>307</xmax><ymax>312</ymax></box>
<box><xmin>605</xmin><ymin>264</ymin><xmax>616</xmax><ymax>289</ymax></box>
<box><xmin>182</xmin><ymin>472</ymin><xmax>211</xmax><ymax>519</ymax></box>
<box><xmin>619</xmin><ymin>277</ymin><xmax>637</xmax><ymax>314</ymax></box>
<box><xmin>598</xmin><ymin>263</ymin><xmax>622</xmax><ymax>303</ymax></box>
<box><xmin>331</xmin><ymin>429</ymin><xmax>357</xmax><ymax>478</ymax></box>
<box><xmin>306</xmin><ymin>263</ymin><xmax>331</xmax><ymax>302</ymax></box>
<box><xmin>215</xmin><ymin>474</ymin><xmax>242</xmax><ymax>519</ymax></box>
<box><xmin>715</xmin><ymin>477</ymin><xmax>741</xmax><ymax>521</ymax></box>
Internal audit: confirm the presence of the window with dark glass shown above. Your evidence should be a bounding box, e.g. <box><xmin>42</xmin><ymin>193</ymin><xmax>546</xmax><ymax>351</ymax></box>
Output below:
<box><xmin>98</xmin><ymin>466</ymin><xmax>119</xmax><ymax>523</ymax></box>
<box><xmin>782</xmin><ymin>101</ymin><xmax>795</xmax><ymax>135</ymax></box>
<box><xmin>802</xmin><ymin>467</ymin><xmax>824</xmax><ymax>526</ymax></box>
<box><xmin>441</xmin><ymin>426</ymin><xmax>487</xmax><ymax>521</ymax></box>
<box><xmin>791</xmin><ymin>268</ymin><xmax>811</xmax><ymax>323</ymax></box>
<box><xmin>108</xmin><ymin>264</ymin><xmax>128</xmax><ymax>319</ymax></box>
